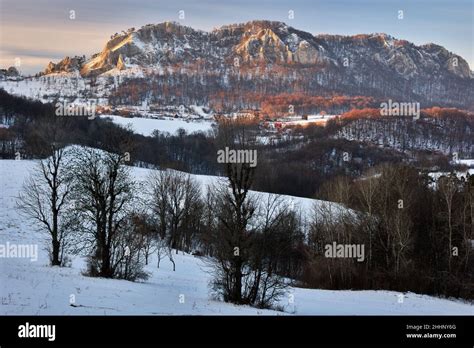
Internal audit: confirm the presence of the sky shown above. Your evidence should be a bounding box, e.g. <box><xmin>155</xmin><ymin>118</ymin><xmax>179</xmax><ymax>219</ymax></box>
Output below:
<box><xmin>0</xmin><ymin>0</ymin><xmax>472</xmax><ymax>75</ymax></box>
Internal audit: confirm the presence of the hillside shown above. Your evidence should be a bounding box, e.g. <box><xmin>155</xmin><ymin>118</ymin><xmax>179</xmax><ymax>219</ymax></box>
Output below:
<box><xmin>1</xmin><ymin>159</ymin><xmax>473</xmax><ymax>315</ymax></box>
<box><xmin>1</xmin><ymin>20</ymin><xmax>473</xmax><ymax>110</ymax></box>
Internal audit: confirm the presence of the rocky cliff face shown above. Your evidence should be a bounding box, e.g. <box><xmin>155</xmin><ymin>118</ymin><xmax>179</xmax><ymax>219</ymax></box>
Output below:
<box><xmin>43</xmin><ymin>20</ymin><xmax>473</xmax><ymax>109</ymax></box>
<box><xmin>44</xmin><ymin>56</ymin><xmax>85</xmax><ymax>74</ymax></box>
<box><xmin>0</xmin><ymin>66</ymin><xmax>21</xmax><ymax>80</ymax></box>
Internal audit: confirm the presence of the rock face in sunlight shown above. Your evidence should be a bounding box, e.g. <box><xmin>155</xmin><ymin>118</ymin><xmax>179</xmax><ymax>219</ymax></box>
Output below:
<box><xmin>33</xmin><ymin>20</ymin><xmax>472</xmax><ymax>109</ymax></box>
<box><xmin>44</xmin><ymin>56</ymin><xmax>85</xmax><ymax>75</ymax></box>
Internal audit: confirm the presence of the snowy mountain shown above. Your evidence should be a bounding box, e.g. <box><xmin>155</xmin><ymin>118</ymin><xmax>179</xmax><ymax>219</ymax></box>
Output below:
<box><xmin>38</xmin><ymin>21</ymin><xmax>474</xmax><ymax>108</ymax></box>
<box><xmin>1</xmin><ymin>20</ymin><xmax>472</xmax><ymax>110</ymax></box>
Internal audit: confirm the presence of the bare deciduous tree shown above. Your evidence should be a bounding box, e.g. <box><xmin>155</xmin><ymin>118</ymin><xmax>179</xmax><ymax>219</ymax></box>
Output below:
<box><xmin>148</xmin><ymin>170</ymin><xmax>202</xmax><ymax>270</ymax></box>
<box><xmin>17</xmin><ymin>145</ymin><xmax>72</xmax><ymax>266</ymax></box>
<box><xmin>70</xmin><ymin>146</ymin><xmax>137</xmax><ymax>278</ymax></box>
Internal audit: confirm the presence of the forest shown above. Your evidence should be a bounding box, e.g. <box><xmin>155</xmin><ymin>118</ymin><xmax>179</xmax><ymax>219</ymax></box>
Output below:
<box><xmin>2</xmin><ymin>89</ymin><xmax>473</xmax><ymax>307</ymax></box>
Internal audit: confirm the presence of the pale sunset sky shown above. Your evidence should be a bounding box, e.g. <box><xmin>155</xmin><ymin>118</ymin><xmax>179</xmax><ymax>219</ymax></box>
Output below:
<box><xmin>0</xmin><ymin>0</ymin><xmax>472</xmax><ymax>75</ymax></box>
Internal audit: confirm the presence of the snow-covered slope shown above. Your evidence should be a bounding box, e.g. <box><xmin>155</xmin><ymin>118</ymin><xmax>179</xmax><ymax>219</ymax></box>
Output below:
<box><xmin>1</xmin><ymin>159</ymin><xmax>473</xmax><ymax>315</ymax></box>
<box><xmin>1</xmin><ymin>20</ymin><xmax>472</xmax><ymax>110</ymax></box>
<box><xmin>100</xmin><ymin>115</ymin><xmax>214</xmax><ymax>136</ymax></box>
<box><xmin>336</xmin><ymin>116</ymin><xmax>474</xmax><ymax>156</ymax></box>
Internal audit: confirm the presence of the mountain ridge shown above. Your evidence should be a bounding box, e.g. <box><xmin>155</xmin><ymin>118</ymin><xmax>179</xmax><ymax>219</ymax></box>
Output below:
<box><xmin>43</xmin><ymin>20</ymin><xmax>472</xmax><ymax>77</ymax></box>
<box><xmin>21</xmin><ymin>20</ymin><xmax>474</xmax><ymax>110</ymax></box>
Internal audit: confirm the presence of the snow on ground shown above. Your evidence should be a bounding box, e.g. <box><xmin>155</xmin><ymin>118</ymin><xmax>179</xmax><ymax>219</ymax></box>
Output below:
<box><xmin>428</xmin><ymin>169</ymin><xmax>474</xmax><ymax>184</ymax></box>
<box><xmin>283</xmin><ymin>114</ymin><xmax>339</xmax><ymax>127</ymax></box>
<box><xmin>0</xmin><ymin>74</ymin><xmax>107</xmax><ymax>104</ymax></box>
<box><xmin>100</xmin><ymin>115</ymin><xmax>214</xmax><ymax>136</ymax></box>
<box><xmin>1</xmin><ymin>159</ymin><xmax>473</xmax><ymax>315</ymax></box>
<box><xmin>455</xmin><ymin>159</ymin><xmax>474</xmax><ymax>168</ymax></box>
<box><xmin>189</xmin><ymin>105</ymin><xmax>212</xmax><ymax>118</ymax></box>
<box><xmin>0</xmin><ymin>70</ymin><xmax>144</xmax><ymax>104</ymax></box>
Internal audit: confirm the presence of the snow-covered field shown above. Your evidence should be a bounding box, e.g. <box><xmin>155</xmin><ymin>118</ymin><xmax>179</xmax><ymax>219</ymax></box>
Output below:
<box><xmin>456</xmin><ymin>159</ymin><xmax>474</xmax><ymax>168</ymax></box>
<box><xmin>1</xmin><ymin>159</ymin><xmax>473</xmax><ymax>315</ymax></box>
<box><xmin>100</xmin><ymin>115</ymin><xmax>214</xmax><ymax>136</ymax></box>
<box><xmin>0</xmin><ymin>74</ymin><xmax>108</xmax><ymax>103</ymax></box>
<box><xmin>428</xmin><ymin>168</ymin><xmax>474</xmax><ymax>184</ymax></box>
<box><xmin>283</xmin><ymin>114</ymin><xmax>339</xmax><ymax>127</ymax></box>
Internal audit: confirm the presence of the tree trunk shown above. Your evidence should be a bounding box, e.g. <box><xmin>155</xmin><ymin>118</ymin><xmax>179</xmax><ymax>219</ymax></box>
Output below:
<box><xmin>169</xmin><ymin>250</ymin><xmax>176</xmax><ymax>271</ymax></box>
<box><xmin>51</xmin><ymin>240</ymin><xmax>61</xmax><ymax>266</ymax></box>
<box><xmin>233</xmin><ymin>258</ymin><xmax>243</xmax><ymax>303</ymax></box>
